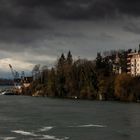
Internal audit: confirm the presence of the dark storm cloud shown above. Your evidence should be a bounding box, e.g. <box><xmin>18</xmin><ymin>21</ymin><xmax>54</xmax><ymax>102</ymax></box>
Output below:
<box><xmin>14</xmin><ymin>0</ymin><xmax>140</xmax><ymax>20</ymax></box>
<box><xmin>2</xmin><ymin>0</ymin><xmax>116</xmax><ymax>22</ymax></box>
<box><xmin>0</xmin><ymin>0</ymin><xmax>140</xmax><ymax>46</ymax></box>
<box><xmin>116</xmin><ymin>0</ymin><xmax>140</xmax><ymax>16</ymax></box>
<box><xmin>0</xmin><ymin>0</ymin><xmax>52</xmax><ymax>29</ymax></box>
<box><xmin>0</xmin><ymin>0</ymin><xmax>140</xmax><ymax>30</ymax></box>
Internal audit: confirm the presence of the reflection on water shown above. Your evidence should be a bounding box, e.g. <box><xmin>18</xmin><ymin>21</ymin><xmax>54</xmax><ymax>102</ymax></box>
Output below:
<box><xmin>39</xmin><ymin>126</ymin><xmax>54</xmax><ymax>132</ymax></box>
<box><xmin>68</xmin><ymin>124</ymin><xmax>107</xmax><ymax>128</ymax></box>
<box><xmin>12</xmin><ymin>128</ymin><xmax>69</xmax><ymax>140</ymax></box>
<box><xmin>11</xmin><ymin>124</ymin><xmax>106</xmax><ymax>140</ymax></box>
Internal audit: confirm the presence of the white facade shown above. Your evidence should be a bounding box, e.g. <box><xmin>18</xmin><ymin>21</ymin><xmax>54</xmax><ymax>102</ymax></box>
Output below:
<box><xmin>129</xmin><ymin>53</ymin><xmax>140</xmax><ymax>76</ymax></box>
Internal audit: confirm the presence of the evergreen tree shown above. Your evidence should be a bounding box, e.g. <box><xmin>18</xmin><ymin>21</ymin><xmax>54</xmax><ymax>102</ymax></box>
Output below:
<box><xmin>67</xmin><ymin>51</ymin><xmax>73</xmax><ymax>65</ymax></box>
<box><xmin>96</xmin><ymin>52</ymin><xmax>103</xmax><ymax>69</ymax></box>
<box><xmin>56</xmin><ymin>53</ymin><xmax>66</xmax><ymax>97</ymax></box>
<box><xmin>57</xmin><ymin>53</ymin><xmax>66</xmax><ymax>69</ymax></box>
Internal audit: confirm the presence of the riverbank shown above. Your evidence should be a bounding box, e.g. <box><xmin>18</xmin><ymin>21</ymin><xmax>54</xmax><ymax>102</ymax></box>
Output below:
<box><xmin>22</xmin><ymin>89</ymin><xmax>140</xmax><ymax>103</ymax></box>
<box><xmin>25</xmin><ymin>51</ymin><xmax>140</xmax><ymax>102</ymax></box>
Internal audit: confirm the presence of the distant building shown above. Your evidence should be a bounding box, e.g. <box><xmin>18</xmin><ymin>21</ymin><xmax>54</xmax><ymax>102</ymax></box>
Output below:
<box><xmin>127</xmin><ymin>46</ymin><xmax>140</xmax><ymax>76</ymax></box>
<box><xmin>113</xmin><ymin>64</ymin><xmax>122</xmax><ymax>74</ymax></box>
<box><xmin>22</xmin><ymin>76</ymin><xmax>33</xmax><ymax>88</ymax></box>
<box><xmin>23</xmin><ymin>76</ymin><xmax>33</xmax><ymax>83</ymax></box>
<box><xmin>113</xmin><ymin>53</ymin><xmax>122</xmax><ymax>74</ymax></box>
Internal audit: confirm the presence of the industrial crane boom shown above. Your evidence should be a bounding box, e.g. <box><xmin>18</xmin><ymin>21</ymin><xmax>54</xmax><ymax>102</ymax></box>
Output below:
<box><xmin>9</xmin><ymin>64</ymin><xmax>15</xmax><ymax>79</ymax></box>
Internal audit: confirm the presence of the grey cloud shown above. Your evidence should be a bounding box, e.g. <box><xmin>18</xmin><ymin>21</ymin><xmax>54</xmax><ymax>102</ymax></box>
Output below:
<box><xmin>123</xmin><ymin>22</ymin><xmax>140</xmax><ymax>34</ymax></box>
<box><xmin>96</xmin><ymin>32</ymin><xmax>116</xmax><ymax>41</ymax></box>
<box><xmin>0</xmin><ymin>29</ymin><xmax>50</xmax><ymax>44</ymax></box>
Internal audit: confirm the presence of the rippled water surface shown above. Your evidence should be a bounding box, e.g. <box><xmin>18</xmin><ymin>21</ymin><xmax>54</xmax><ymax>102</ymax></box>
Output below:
<box><xmin>0</xmin><ymin>96</ymin><xmax>140</xmax><ymax>140</ymax></box>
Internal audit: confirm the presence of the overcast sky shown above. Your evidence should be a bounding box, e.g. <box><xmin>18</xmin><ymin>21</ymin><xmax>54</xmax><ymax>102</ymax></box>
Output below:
<box><xmin>1</xmin><ymin>0</ymin><xmax>140</xmax><ymax>78</ymax></box>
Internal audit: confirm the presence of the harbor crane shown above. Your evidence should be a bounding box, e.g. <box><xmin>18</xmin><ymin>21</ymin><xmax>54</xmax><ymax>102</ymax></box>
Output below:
<box><xmin>9</xmin><ymin>64</ymin><xmax>22</xmax><ymax>89</ymax></box>
<box><xmin>9</xmin><ymin>64</ymin><xmax>32</xmax><ymax>94</ymax></box>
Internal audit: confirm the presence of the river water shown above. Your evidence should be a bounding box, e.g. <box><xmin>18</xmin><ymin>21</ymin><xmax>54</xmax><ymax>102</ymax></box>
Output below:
<box><xmin>0</xmin><ymin>96</ymin><xmax>140</xmax><ymax>140</ymax></box>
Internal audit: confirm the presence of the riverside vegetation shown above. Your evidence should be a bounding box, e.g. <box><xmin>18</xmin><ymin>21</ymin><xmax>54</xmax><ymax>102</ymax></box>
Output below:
<box><xmin>22</xmin><ymin>50</ymin><xmax>140</xmax><ymax>102</ymax></box>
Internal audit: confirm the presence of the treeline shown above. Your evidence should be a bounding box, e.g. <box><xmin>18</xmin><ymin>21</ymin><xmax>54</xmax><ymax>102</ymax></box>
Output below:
<box><xmin>23</xmin><ymin>50</ymin><xmax>140</xmax><ymax>102</ymax></box>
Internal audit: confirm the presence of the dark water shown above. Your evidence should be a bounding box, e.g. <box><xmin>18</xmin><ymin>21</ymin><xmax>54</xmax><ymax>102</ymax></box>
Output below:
<box><xmin>0</xmin><ymin>96</ymin><xmax>140</xmax><ymax>140</ymax></box>
<box><xmin>0</xmin><ymin>85</ymin><xmax>13</xmax><ymax>91</ymax></box>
